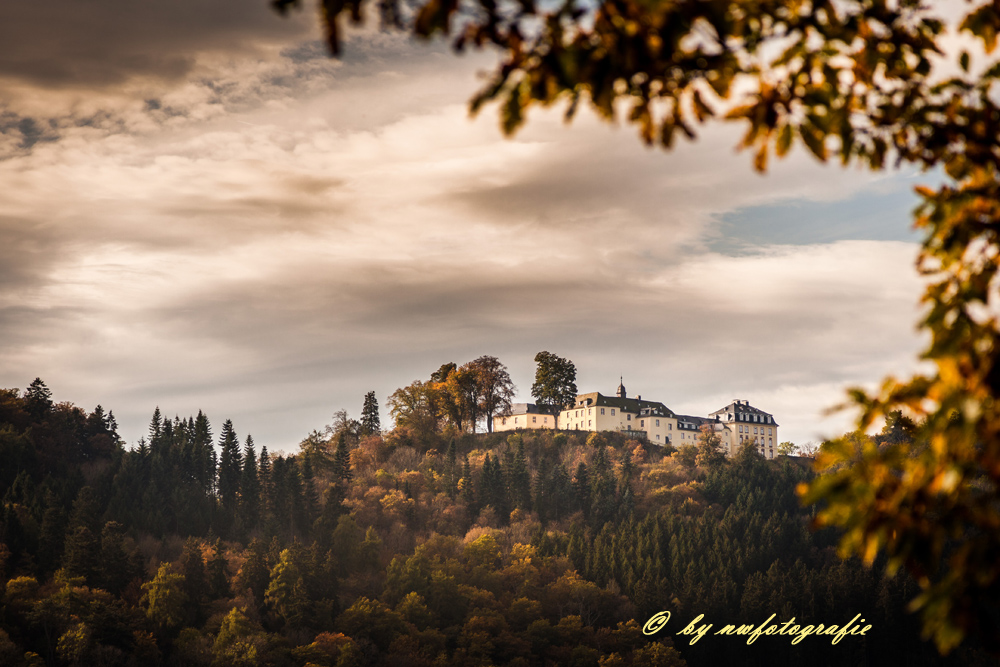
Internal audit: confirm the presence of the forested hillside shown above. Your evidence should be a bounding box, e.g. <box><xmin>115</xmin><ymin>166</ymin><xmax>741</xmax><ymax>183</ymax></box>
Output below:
<box><xmin>0</xmin><ymin>380</ymin><xmax>990</xmax><ymax>665</ymax></box>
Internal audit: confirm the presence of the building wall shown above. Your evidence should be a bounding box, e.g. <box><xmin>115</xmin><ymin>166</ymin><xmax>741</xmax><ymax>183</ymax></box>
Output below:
<box><xmin>493</xmin><ymin>411</ymin><xmax>557</xmax><ymax>432</ymax></box>
<box><xmin>509</xmin><ymin>393</ymin><xmax>779</xmax><ymax>458</ymax></box>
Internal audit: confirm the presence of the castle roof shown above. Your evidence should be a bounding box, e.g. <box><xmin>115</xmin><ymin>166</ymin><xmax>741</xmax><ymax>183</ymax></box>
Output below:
<box><xmin>571</xmin><ymin>391</ymin><xmax>674</xmax><ymax>417</ymax></box>
<box><xmin>709</xmin><ymin>399</ymin><xmax>779</xmax><ymax>426</ymax></box>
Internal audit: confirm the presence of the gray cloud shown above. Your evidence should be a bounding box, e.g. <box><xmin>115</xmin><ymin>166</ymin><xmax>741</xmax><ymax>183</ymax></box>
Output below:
<box><xmin>0</xmin><ymin>1</ymin><xmax>312</xmax><ymax>88</ymax></box>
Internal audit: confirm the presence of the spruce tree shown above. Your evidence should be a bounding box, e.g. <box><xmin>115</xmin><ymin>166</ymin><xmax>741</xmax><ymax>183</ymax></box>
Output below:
<box><xmin>239</xmin><ymin>436</ymin><xmax>261</xmax><ymax>535</ymax></box>
<box><xmin>258</xmin><ymin>446</ymin><xmax>272</xmax><ymax>528</ymax></box>
<box><xmin>360</xmin><ymin>391</ymin><xmax>381</xmax><ymax>436</ymax></box>
<box><xmin>193</xmin><ymin>410</ymin><xmax>214</xmax><ymax>493</ymax></box>
<box><xmin>333</xmin><ymin>433</ymin><xmax>352</xmax><ymax>485</ymax></box>
<box><xmin>180</xmin><ymin>537</ymin><xmax>208</xmax><ymax>609</ymax></box>
<box><xmin>24</xmin><ymin>377</ymin><xmax>53</xmax><ymax>421</ymax></box>
<box><xmin>147</xmin><ymin>407</ymin><xmax>163</xmax><ymax>452</ymax></box>
<box><xmin>574</xmin><ymin>462</ymin><xmax>591</xmax><ymax>519</ymax></box>
<box><xmin>207</xmin><ymin>538</ymin><xmax>231</xmax><ymax>599</ymax></box>
<box><xmin>217</xmin><ymin>419</ymin><xmax>242</xmax><ymax>525</ymax></box>
<box><xmin>99</xmin><ymin>521</ymin><xmax>137</xmax><ymax>596</ymax></box>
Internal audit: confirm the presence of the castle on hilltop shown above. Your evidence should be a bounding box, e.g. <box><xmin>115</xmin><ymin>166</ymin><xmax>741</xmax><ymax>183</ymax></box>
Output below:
<box><xmin>493</xmin><ymin>379</ymin><xmax>780</xmax><ymax>459</ymax></box>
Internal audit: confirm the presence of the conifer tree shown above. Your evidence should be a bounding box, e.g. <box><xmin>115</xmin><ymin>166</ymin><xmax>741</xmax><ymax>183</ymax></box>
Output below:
<box><xmin>360</xmin><ymin>391</ymin><xmax>381</xmax><ymax>436</ymax></box>
<box><xmin>193</xmin><ymin>410</ymin><xmax>214</xmax><ymax>493</ymax></box>
<box><xmin>333</xmin><ymin>433</ymin><xmax>352</xmax><ymax>485</ymax></box>
<box><xmin>300</xmin><ymin>457</ymin><xmax>320</xmax><ymax>531</ymax></box>
<box><xmin>36</xmin><ymin>491</ymin><xmax>66</xmax><ymax>575</ymax></box>
<box><xmin>239</xmin><ymin>436</ymin><xmax>261</xmax><ymax>535</ymax></box>
<box><xmin>147</xmin><ymin>407</ymin><xmax>163</xmax><ymax>451</ymax></box>
<box><xmin>444</xmin><ymin>439</ymin><xmax>458</xmax><ymax>498</ymax></box>
<box><xmin>574</xmin><ymin>462</ymin><xmax>591</xmax><ymax>519</ymax></box>
<box><xmin>180</xmin><ymin>537</ymin><xmax>208</xmax><ymax>609</ymax></box>
<box><xmin>217</xmin><ymin>419</ymin><xmax>242</xmax><ymax>525</ymax></box>
<box><xmin>207</xmin><ymin>538</ymin><xmax>231</xmax><ymax>599</ymax></box>
<box><xmin>461</xmin><ymin>455</ymin><xmax>475</xmax><ymax>508</ymax></box>
<box><xmin>511</xmin><ymin>438</ymin><xmax>531</xmax><ymax>509</ymax></box>
<box><xmin>24</xmin><ymin>377</ymin><xmax>53</xmax><ymax>421</ymax></box>
<box><xmin>99</xmin><ymin>521</ymin><xmax>137</xmax><ymax>596</ymax></box>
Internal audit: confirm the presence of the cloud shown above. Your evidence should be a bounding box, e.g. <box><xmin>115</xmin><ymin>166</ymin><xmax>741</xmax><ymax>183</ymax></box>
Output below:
<box><xmin>0</xmin><ymin>30</ymin><xmax>934</xmax><ymax>450</ymax></box>
<box><xmin>0</xmin><ymin>1</ymin><xmax>314</xmax><ymax>89</ymax></box>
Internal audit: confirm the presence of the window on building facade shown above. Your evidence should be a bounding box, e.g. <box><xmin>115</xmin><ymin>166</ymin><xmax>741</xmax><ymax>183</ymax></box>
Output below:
<box><xmin>601</xmin><ymin>408</ymin><xmax>605</xmax><ymax>415</ymax></box>
<box><xmin>769</xmin><ymin>428</ymin><xmax>773</xmax><ymax>435</ymax></box>
<box><xmin>502</xmin><ymin>418</ymin><xmax>507</xmax><ymax>425</ymax></box>
<box><xmin>627</xmin><ymin>414</ymin><xmax>631</xmax><ymax>421</ymax></box>
<box><xmin>656</xmin><ymin>419</ymin><xmax>660</xmax><ymax>427</ymax></box>
<box><xmin>589</xmin><ymin>420</ymin><xmax>592</xmax><ymax>427</ymax></box>
<box><xmin>611</xmin><ymin>409</ymin><xmax>615</xmax><ymax>415</ymax></box>
<box><xmin>515</xmin><ymin>417</ymin><xmax>519</xmax><ymax>424</ymax></box>
<box><xmin>589</xmin><ymin>408</ymin><xmax>592</xmax><ymax>415</ymax></box>
<box><xmin>640</xmin><ymin>420</ymin><xmax>644</xmax><ymax>427</ymax></box>
<box><xmin>533</xmin><ymin>416</ymin><xmax>537</xmax><ymax>423</ymax></box>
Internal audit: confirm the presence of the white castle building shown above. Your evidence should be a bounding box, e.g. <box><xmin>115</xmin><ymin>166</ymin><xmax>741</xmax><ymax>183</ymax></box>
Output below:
<box><xmin>494</xmin><ymin>379</ymin><xmax>780</xmax><ymax>459</ymax></box>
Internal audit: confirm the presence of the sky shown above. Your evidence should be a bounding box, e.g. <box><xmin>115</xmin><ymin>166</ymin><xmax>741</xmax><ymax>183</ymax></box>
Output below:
<box><xmin>0</xmin><ymin>1</ymin><xmax>935</xmax><ymax>453</ymax></box>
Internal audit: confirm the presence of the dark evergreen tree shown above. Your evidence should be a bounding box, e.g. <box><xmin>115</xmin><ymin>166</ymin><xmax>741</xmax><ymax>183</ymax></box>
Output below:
<box><xmin>237</xmin><ymin>538</ymin><xmax>271</xmax><ymax>606</ymax></box>
<box><xmin>36</xmin><ymin>491</ymin><xmax>66</xmax><ymax>575</ymax></box>
<box><xmin>574</xmin><ymin>462</ymin><xmax>591</xmax><ymax>519</ymax></box>
<box><xmin>180</xmin><ymin>537</ymin><xmax>208</xmax><ymax>609</ymax></box>
<box><xmin>217</xmin><ymin>419</ymin><xmax>242</xmax><ymax>530</ymax></box>
<box><xmin>360</xmin><ymin>391</ymin><xmax>381</xmax><ymax>436</ymax></box>
<box><xmin>193</xmin><ymin>410</ymin><xmax>215</xmax><ymax>494</ymax></box>
<box><xmin>99</xmin><ymin>520</ymin><xmax>138</xmax><ymax>596</ymax></box>
<box><xmin>510</xmin><ymin>438</ymin><xmax>531</xmax><ymax>509</ymax></box>
<box><xmin>207</xmin><ymin>538</ymin><xmax>231</xmax><ymax>599</ymax></box>
<box><xmin>62</xmin><ymin>524</ymin><xmax>100</xmax><ymax>583</ymax></box>
<box><xmin>333</xmin><ymin>433</ymin><xmax>352</xmax><ymax>485</ymax></box>
<box><xmin>24</xmin><ymin>377</ymin><xmax>53</xmax><ymax>421</ymax></box>
<box><xmin>239</xmin><ymin>435</ymin><xmax>261</xmax><ymax>536</ymax></box>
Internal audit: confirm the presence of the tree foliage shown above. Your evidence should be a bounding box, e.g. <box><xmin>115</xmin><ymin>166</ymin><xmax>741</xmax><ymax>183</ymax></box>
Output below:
<box><xmin>531</xmin><ymin>351</ymin><xmax>577</xmax><ymax>416</ymax></box>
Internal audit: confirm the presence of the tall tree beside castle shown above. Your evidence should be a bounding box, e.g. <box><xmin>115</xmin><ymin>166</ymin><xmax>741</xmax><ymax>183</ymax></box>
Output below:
<box><xmin>468</xmin><ymin>355</ymin><xmax>515</xmax><ymax>434</ymax></box>
<box><xmin>531</xmin><ymin>351</ymin><xmax>577</xmax><ymax>415</ymax></box>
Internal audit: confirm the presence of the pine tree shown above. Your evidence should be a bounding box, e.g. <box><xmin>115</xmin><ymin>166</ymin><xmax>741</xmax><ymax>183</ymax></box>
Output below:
<box><xmin>217</xmin><ymin>419</ymin><xmax>242</xmax><ymax>527</ymax></box>
<box><xmin>24</xmin><ymin>377</ymin><xmax>53</xmax><ymax>421</ymax></box>
<box><xmin>461</xmin><ymin>455</ymin><xmax>475</xmax><ymax>509</ymax></box>
<box><xmin>181</xmin><ymin>537</ymin><xmax>208</xmax><ymax>609</ymax></box>
<box><xmin>258</xmin><ymin>446</ymin><xmax>272</xmax><ymax>528</ymax></box>
<box><xmin>574</xmin><ymin>462</ymin><xmax>591</xmax><ymax>519</ymax></box>
<box><xmin>147</xmin><ymin>407</ymin><xmax>163</xmax><ymax>452</ymax></box>
<box><xmin>360</xmin><ymin>391</ymin><xmax>381</xmax><ymax>436</ymax></box>
<box><xmin>300</xmin><ymin>457</ymin><xmax>320</xmax><ymax>531</ymax></box>
<box><xmin>511</xmin><ymin>439</ymin><xmax>531</xmax><ymax>509</ymax></box>
<box><xmin>207</xmin><ymin>539</ymin><xmax>231</xmax><ymax>599</ymax></box>
<box><xmin>333</xmin><ymin>433</ymin><xmax>352</xmax><ymax>485</ymax></box>
<box><xmin>193</xmin><ymin>410</ymin><xmax>214</xmax><ymax>493</ymax></box>
<box><xmin>99</xmin><ymin>521</ymin><xmax>137</xmax><ymax>596</ymax></box>
<box><xmin>238</xmin><ymin>436</ymin><xmax>261</xmax><ymax>535</ymax></box>
<box><xmin>36</xmin><ymin>491</ymin><xmax>66</xmax><ymax>575</ymax></box>
<box><xmin>444</xmin><ymin>439</ymin><xmax>458</xmax><ymax>498</ymax></box>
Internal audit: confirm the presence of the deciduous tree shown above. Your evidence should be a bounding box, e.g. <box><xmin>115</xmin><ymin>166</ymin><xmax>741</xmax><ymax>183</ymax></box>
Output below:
<box><xmin>531</xmin><ymin>351</ymin><xmax>577</xmax><ymax>416</ymax></box>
